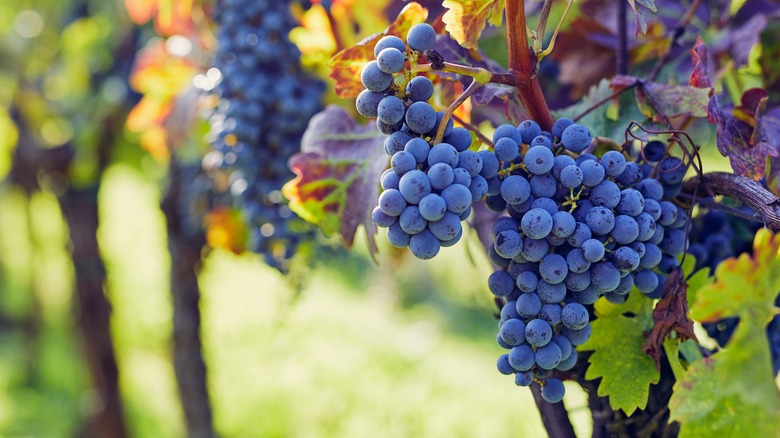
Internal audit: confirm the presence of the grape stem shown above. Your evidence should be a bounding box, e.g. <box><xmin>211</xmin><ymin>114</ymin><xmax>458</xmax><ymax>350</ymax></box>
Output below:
<box><xmin>532</xmin><ymin>0</ymin><xmax>555</xmax><ymax>53</ymax></box>
<box><xmin>415</xmin><ymin>61</ymin><xmax>517</xmax><ymax>86</ymax></box>
<box><xmin>537</xmin><ymin>0</ymin><xmax>575</xmax><ymax>59</ymax></box>
<box><xmin>433</xmin><ymin>79</ymin><xmax>484</xmax><ymax>144</ymax></box>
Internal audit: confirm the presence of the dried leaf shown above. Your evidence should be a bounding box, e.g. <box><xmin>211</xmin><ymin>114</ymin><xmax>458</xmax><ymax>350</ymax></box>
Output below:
<box><xmin>283</xmin><ymin>106</ymin><xmax>388</xmax><ymax>257</ymax></box>
<box><xmin>642</xmin><ymin>266</ymin><xmax>698</xmax><ymax>369</ymax></box>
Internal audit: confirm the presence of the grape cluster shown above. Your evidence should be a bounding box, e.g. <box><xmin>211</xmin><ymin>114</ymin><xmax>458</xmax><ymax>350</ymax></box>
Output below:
<box><xmin>206</xmin><ymin>0</ymin><xmax>324</xmax><ymax>270</ymax></box>
<box><xmin>357</xmin><ymin>24</ymin><xmax>499</xmax><ymax>259</ymax></box>
<box><xmin>687</xmin><ymin>208</ymin><xmax>780</xmax><ymax>374</ymax></box>
<box><xmin>489</xmin><ymin>119</ymin><xmax>688</xmax><ymax>402</ymax></box>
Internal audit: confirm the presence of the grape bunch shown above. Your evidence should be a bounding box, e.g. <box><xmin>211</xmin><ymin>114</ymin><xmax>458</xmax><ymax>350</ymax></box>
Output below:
<box><xmin>357</xmin><ymin>24</ymin><xmax>499</xmax><ymax>259</ymax></box>
<box><xmin>488</xmin><ymin>119</ymin><xmax>688</xmax><ymax>402</ymax></box>
<box><xmin>206</xmin><ymin>0</ymin><xmax>324</xmax><ymax>270</ymax></box>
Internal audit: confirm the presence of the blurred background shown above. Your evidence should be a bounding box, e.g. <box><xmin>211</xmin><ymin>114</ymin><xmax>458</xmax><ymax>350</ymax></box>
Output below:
<box><xmin>0</xmin><ymin>0</ymin><xmax>740</xmax><ymax>437</ymax></box>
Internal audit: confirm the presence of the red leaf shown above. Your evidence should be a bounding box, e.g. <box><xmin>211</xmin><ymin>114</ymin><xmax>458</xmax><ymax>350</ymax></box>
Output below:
<box><xmin>689</xmin><ymin>36</ymin><xmax>711</xmax><ymax>89</ymax></box>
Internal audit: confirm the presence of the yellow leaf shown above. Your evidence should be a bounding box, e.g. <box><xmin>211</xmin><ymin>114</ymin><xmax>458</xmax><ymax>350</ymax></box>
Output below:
<box><xmin>442</xmin><ymin>0</ymin><xmax>504</xmax><ymax>50</ymax></box>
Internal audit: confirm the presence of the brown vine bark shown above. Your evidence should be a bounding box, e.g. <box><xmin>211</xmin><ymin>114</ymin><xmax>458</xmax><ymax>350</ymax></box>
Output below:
<box><xmin>683</xmin><ymin>172</ymin><xmax>780</xmax><ymax>232</ymax></box>
<box><xmin>162</xmin><ymin>160</ymin><xmax>215</xmax><ymax>438</ymax></box>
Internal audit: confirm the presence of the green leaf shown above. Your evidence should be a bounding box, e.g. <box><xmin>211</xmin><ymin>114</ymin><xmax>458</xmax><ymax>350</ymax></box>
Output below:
<box><xmin>283</xmin><ymin>106</ymin><xmax>388</xmax><ymax>257</ymax></box>
<box><xmin>441</xmin><ymin>0</ymin><xmax>504</xmax><ymax>50</ymax></box>
<box><xmin>554</xmin><ymin>79</ymin><xmax>653</xmax><ymax>142</ymax></box>
<box><xmin>669</xmin><ymin>229</ymin><xmax>780</xmax><ymax>437</ymax></box>
<box><xmin>580</xmin><ymin>291</ymin><xmax>659</xmax><ymax>415</ymax></box>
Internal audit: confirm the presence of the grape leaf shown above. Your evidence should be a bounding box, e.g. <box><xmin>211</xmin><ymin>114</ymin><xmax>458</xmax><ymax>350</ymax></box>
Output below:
<box><xmin>283</xmin><ymin>106</ymin><xmax>387</xmax><ymax>256</ymax></box>
<box><xmin>579</xmin><ymin>291</ymin><xmax>659</xmax><ymax>415</ymax></box>
<box><xmin>441</xmin><ymin>0</ymin><xmax>505</xmax><ymax>50</ymax></box>
<box><xmin>327</xmin><ymin>3</ymin><xmax>427</xmax><ymax>98</ymax></box>
<box><xmin>625</xmin><ymin>0</ymin><xmax>657</xmax><ymax>36</ymax></box>
<box><xmin>689</xmin><ymin>36</ymin><xmax>711</xmax><ymax>89</ymax></box>
<box><xmin>669</xmin><ymin>229</ymin><xmax>780</xmax><ymax>437</ymax></box>
<box><xmin>708</xmin><ymin>88</ymin><xmax>780</xmax><ymax>180</ymax></box>
<box><xmin>760</xmin><ymin>20</ymin><xmax>780</xmax><ymax>102</ymax></box>
<box><xmin>610</xmin><ymin>75</ymin><xmax>711</xmax><ymax>121</ymax></box>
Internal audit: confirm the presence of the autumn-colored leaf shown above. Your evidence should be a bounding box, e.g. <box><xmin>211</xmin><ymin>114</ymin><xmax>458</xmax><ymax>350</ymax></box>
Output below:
<box><xmin>283</xmin><ymin>106</ymin><xmax>388</xmax><ymax>256</ymax></box>
<box><xmin>327</xmin><ymin>2</ymin><xmax>427</xmax><ymax>98</ymax></box>
<box><xmin>708</xmin><ymin>89</ymin><xmax>780</xmax><ymax>180</ymax></box>
<box><xmin>441</xmin><ymin>0</ymin><xmax>505</xmax><ymax>50</ymax></box>
<box><xmin>626</xmin><ymin>0</ymin><xmax>657</xmax><ymax>36</ymax></box>
<box><xmin>670</xmin><ymin>229</ymin><xmax>780</xmax><ymax>437</ymax></box>
<box><xmin>689</xmin><ymin>36</ymin><xmax>711</xmax><ymax>88</ymax></box>
<box><xmin>635</xmin><ymin>81</ymin><xmax>711</xmax><ymax>121</ymax></box>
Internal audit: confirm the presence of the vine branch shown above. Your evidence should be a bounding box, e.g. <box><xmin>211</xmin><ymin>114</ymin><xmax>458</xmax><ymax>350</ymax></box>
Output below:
<box><xmin>683</xmin><ymin>172</ymin><xmax>780</xmax><ymax>232</ymax></box>
<box><xmin>506</xmin><ymin>0</ymin><xmax>554</xmax><ymax>130</ymax></box>
<box><xmin>433</xmin><ymin>80</ymin><xmax>483</xmax><ymax>144</ymax></box>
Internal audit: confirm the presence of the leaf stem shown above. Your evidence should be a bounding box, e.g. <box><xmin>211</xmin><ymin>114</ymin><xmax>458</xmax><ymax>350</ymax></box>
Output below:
<box><xmin>538</xmin><ymin>0</ymin><xmax>575</xmax><ymax>59</ymax></box>
<box><xmin>533</xmin><ymin>0</ymin><xmax>555</xmax><ymax>53</ymax></box>
<box><xmin>414</xmin><ymin>62</ymin><xmax>494</xmax><ymax>85</ymax></box>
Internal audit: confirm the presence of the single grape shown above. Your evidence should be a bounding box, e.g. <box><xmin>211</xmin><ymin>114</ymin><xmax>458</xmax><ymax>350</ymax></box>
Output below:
<box><xmin>613</xmin><ymin>272</ymin><xmax>634</xmax><ymax>295</ymax></box>
<box><xmin>535</xmin><ymin>342</ymin><xmax>562</xmax><ymax>370</ymax></box>
<box><xmin>591</xmin><ymin>262</ymin><xmax>621</xmax><ymax>292</ymax></box>
<box><xmin>428</xmin><ymin>212</ymin><xmax>461</xmax><ymax>241</ymax></box>
<box><xmin>426</xmin><ymin>163</ymin><xmax>454</xmax><ymax>191</ymax></box>
<box><xmin>405</xmin><ymin>101</ymin><xmax>437</xmax><ymax>134</ymax></box>
<box><xmin>579</xmin><ymin>159</ymin><xmax>605</xmax><ymax>187</ymax></box>
<box><xmin>495</xmin><ymin>137</ymin><xmax>519</xmax><ymax>162</ymax></box>
<box><xmin>374</xmin><ymin>35</ymin><xmax>407</xmax><ymax>57</ymax></box>
<box><xmin>531</xmin><ymin>197</ymin><xmax>559</xmax><ymax>216</ymax></box>
<box><xmin>391</xmin><ymin>150</ymin><xmax>417</xmax><ymax>175</ymax></box>
<box><xmin>381</xmin><ymin>168</ymin><xmax>400</xmax><ymax>190</ymax></box>
<box><xmin>514</xmin><ymin>371</ymin><xmax>533</xmax><ymax>386</ymax></box>
<box><xmin>564</xmin><ymin>270</ymin><xmax>591</xmax><ymax>291</ymax></box>
<box><xmin>643</xmin><ymin>140</ymin><xmax>666</xmax><ymax>162</ymax></box>
<box><xmin>378</xmin><ymin>189</ymin><xmax>407</xmax><ymax>216</ymax></box>
<box><xmin>561</xmin><ymin>303</ymin><xmax>589</xmax><ymax>330</ymax></box>
<box><xmin>469</xmin><ymin>175</ymin><xmax>488</xmax><ymax>201</ymax></box>
<box><xmin>567</xmin><ymin>222</ymin><xmax>593</xmax><ymax>248</ymax></box>
<box><xmin>658</xmin><ymin>156</ymin><xmax>687</xmax><ymax>185</ymax></box>
<box><xmin>525</xmin><ymin>319</ymin><xmax>553</xmax><ymax>347</ymax></box>
<box><xmin>551</xmin><ymin>211</ymin><xmax>576</xmax><ymax>238</ymax></box>
<box><xmin>537</xmin><ymin>280</ymin><xmax>567</xmax><ymax>303</ymax></box>
<box><xmin>500</xmin><ymin>318</ymin><xmax>527</xmax><ymax>346</ymax></box>
<box><xmin>457</xmin><ymin>150</ymin><xmax>483</xmax><ymax>177</ymax></box>
<box><xmin>557</xmin><ymin>349</ymin><xmax>578</xmax><ymax>371</ymax></box>
<box><xmin>521</xmin><ymin>208</ymin><xmax>554</xmax><ymax>239</ymax></box>
<box><xmin>376</xmin><ymin>47</ymin><xmax>405</xmax><ymax>74</ymax></box>
<box><xmin>611</xmin><ymin>215</ymin><xmax>640</xmax><ymax>245</ymax></box>
<box><xmin>489</xmin><ymin>270</ymin><xmax>516</xmax><ymax>297</ymax></box>
<box><xmin>445</xmin><ymin>127</ymin><xmax>472</xmax><ymax>152</ymax></box>
<box><xmin>409</xmin><ymin>229</ymin><xmax>440</xmax><ymax>259</ymax></box>
<box><xmin>497</xmin><ymin>354</ymin><xmax>514</xmax><ymax>375</ymax></box>
<box><xmin>398</xmin><ymin>169</ymin><xmax>431</xmax><ymax>204</ymax></box>
<box><xmin>478</xmin><ymin>151</ymin><xmax>500</xmax><ymax>179</ymax></box>
<box><xmin>508</xmin><ymin>344</ymin><xmax>535</xmax><ymax>371</ymax></box>
<box><xmin>552</xmin><ymin>335</ymin><xmax>572</xmax><ymax>360</ymax></box>
<box><xmin>581</xmin><ymin>239</ymin><xmax>605</xmax><ymax>262</ymax></box>
<box><xmin>539</xmin><ymin>253</ymin><xmax>568</xmax><ymax>284</ymax></box>
<box><xmin>559</xmin><ymin>165</ymin><xmax>584</xmax><ymax>189</ymax></box>
<box><xmin>617</xmin><ymin>162</ymin><xmax>643</xmax><ymax>186</ymax></box>
<box><xmin>561</xmin><ymin>124</ymin><xmax>592</xmax><ymax>152</ymax></box>
<box><xmin>399</xmin><ymin>206</ymin><xmax>427</xmax><ymax>234</ymax></box>
<box><xmin>540</xmin><ymin>304</ymin><xmax>562</xmax><ymax>326</ymax></box>
<box><xmin>600</xmin><ymin>150</ymin><xmax>627</xmax><ymax>177</ymax></box>
<box><xmin>418</xmin><ymin>193</ymin><xmax>447</xmax><ymax>221</ymax></box>
<box><xmin>553</xmin><ymin>155</ymin><xmax>577</xmax><ymax>179</ymax></box>
<box><xmin>404</xmin><ymin>137</ymin><xmax>430</xmax><ymax>164</ymax></box>
<box><xmin>613</xmin><ymin>246</ymin><xmax>640</xmax><ymax>271</ymax></box>
<box><xmin>518</xmin><ymin>120</ymin><xmax>542</xmax><ymax>144</ymax></box>
<box><xmin>452</xmin><ymin>167</ymin><xmax>472</xmax><ymax>186</ymax></box>
<box><xmin>441</xmin><ymin>183</ymin><xmax>472</xmax><ymax>214</ymax></box>
<box><xmin>566</xmin><ymin>248</ymin><xmax>591</xmax><ymax>273</ymax></box>
<box><xmin>406</xmin><ymin>76</ymin><xmax>434</xmax><ymax>102</ymax></box>
<box><xmin>427</xmin><ymin>143</ymin><xmax>459</xmax><ymax>167</ymax></box>
<box><xmin>586</xmin><ymin>206</ymin><xmax>615</xmax><ymax>235</ymax></box>
<box><xmin>386</xmin><ymin>222</ymin><xmax>411</xmax><ymax>247</ymax></box>
<box><xmin>406</xmin><ymin>23</ymin><xmax>436</xmax><ymax>52</ymax></box>
<box><xmin>372</xmin><ymin>206</ymin><xmax>397</xmax><ymax>228</ymax></box>
<box><xmin>495</xmin><ymin>230</ymin><xmax>523</xmax><ymax>259</ymax></box>
<box><xmin>361</xmin><ymin>60</ymin><xmax>393</xmax><ymax>92</ymax></box>
<box><xmin>501</xmin><ymin>175</ymin><xmax>532</xmax><ymax>205</ymax></box>
<box><xmin>516</xmin><ymin>292</ymin><xmax>543</xmax><ymax>319</ymax></box>
<box><xmin>634</xmin><ymin>269</ymin><xmax>659</xmax><ymax>294</ymax></box>
<box><xmin>531</xmin><ymin>135</ymin><xmax>553</xmax><ymax>149</ymax></box>
<box><xmin>356</xmin><ymin>90</ymin><xmax>385</xmax><ymax>118</ymax></box>
<box><xmin>524</xmin><ymin>146</ymin><xmax>555</xmax><ymax>175</ymax></box>
<box><xmin>590</xmin><ymin>180</ymin><xmax>621</xmax><ymax>208</ymax></box>
<box><xmin>636</xmin><ymin>178</ymin><xmax>664</xmax><ymax>201</ymax></box>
